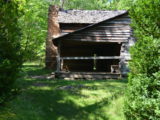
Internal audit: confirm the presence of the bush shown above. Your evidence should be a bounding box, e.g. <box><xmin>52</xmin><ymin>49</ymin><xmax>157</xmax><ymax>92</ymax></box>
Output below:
<box><xmin>124</xmin><ymin>0</ymin><xmax>160</xmax><ymax>119</ymax></box>
<box><xmin>129</xmin><ymin>37</ymin><xmax>160</xmax><ymax>77</ymax></box>
<box><xmin>125</xmin><ymin>72</ymin><xmax>160</xmax><ymax>119</ymax></box>
<box><xmin>0</xmin><ymin>0</ymin><xmax>24</xmax><ymax>104</ymax></box>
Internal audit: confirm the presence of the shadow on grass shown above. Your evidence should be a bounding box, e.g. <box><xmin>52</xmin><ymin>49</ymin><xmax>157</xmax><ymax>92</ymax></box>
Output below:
<box><xmin>16</xmin><ymin>77</ymin><xmax>125</xmax><ymax>120</ymax></box>
<box><xmin>25</xmin><ymin>88</ymin><xmax>124</xmax><ymax>120</ymax></box>
<box><xmin>8</xmin><ymin>63</ymin><xmax>127</xmax><ymax>120</ymax></box>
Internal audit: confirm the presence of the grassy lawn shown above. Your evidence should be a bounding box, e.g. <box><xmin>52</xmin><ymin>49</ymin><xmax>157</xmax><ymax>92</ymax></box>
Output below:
<box><xmin>0</xmin><ymin>63</ymin><xmax>127</xmax><ymax>120</ymax></box>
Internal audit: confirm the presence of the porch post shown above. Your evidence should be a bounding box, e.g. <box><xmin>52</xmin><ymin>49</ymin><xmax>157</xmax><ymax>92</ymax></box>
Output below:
<box><xmin>56</xmin><ymin>41</ymin><xmax>61</xmax><ymax>73</ymax></box>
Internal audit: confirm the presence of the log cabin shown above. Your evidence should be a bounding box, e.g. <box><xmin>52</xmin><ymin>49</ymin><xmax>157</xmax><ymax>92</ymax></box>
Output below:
<box><xmin>46</xmin><ymin>5</ymin><xmax>135</xmax><ymax>79</ymax></box>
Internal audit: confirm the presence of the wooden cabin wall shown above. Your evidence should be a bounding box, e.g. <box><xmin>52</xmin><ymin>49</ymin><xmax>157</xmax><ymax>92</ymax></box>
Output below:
<box><xmin>59</xmin><ymin>14</ymin><xmax>134</xmax><ymax>74</ymax></box>
<box><xmin>62</xmin><ymin>14</ymin><xmax>132</xmax><ymax>43</ymax></box>
<box><xmin>60</xmin><ymin>23</ymin><xmax>90</xmax><ymax>35</ymax></box>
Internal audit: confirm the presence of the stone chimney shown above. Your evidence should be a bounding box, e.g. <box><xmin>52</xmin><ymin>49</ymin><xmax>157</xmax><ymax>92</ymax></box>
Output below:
<box><xmin>45</xmin><ymin>5</ymin><xmax>60</xmax><ymax>69</ymax></box>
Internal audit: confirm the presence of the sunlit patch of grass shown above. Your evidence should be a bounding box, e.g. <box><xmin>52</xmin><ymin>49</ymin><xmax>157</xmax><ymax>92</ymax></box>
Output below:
<box><xmin>0</xmin><ymin>62</ymin><xmax>127</xmax><ymax>120</ymax></box>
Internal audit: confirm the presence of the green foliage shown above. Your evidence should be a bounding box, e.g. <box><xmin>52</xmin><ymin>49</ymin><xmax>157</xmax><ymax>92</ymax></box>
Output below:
<box><xmin>130</xmin><ymin>0</ymin><xmax>160</xmax><ymax>38</ymax></box>
<box><xmin>64</xmin><ymin>0</ymin><xmax>108</xmax><ymax>10</ymax></box>
<box><xmin>129</xmin><ymin>37</ymin><xmax>160</xmax><ymax>76</ymax></box>
<box><xmin>106</xmin><ymin>0</ymin><xmax>134</xmax><ymax>10</ymax></box>
<box><xmin>62</xmin><ymin>0</ymin><xmax>134</xmax><ymax>10</ymax></box>
<box><xmin>124</xmin><ymin>0</ymin><xmax>160</xmax><ymax>119</ymax></box>
<box><xmin>20</xmin><ymin>0</ymin><xmax>51</xmax><ymax>61</ymax></box>
<box><xmin>125</xmin><ymin>73</ymin><xmax>160</xmax><ymax>119</ymax></box>
<box><xmin>0</xmin><ymin>0</ymin><xmax>24</xmax><ymax>104</ymax></box>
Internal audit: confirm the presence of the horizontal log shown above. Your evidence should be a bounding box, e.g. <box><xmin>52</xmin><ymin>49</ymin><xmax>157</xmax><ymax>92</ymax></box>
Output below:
<box><xmin>98</xmin><ymin>25</ymin><xmax>131</xmax><ymax>29</ymax></box>
<box><xmin>105</xmin><ymin>20</ymin><xmax>131</xmax><ymax>24</ymax></box>
<box><xmin>84</xmin><ymin>31</ymin><xmax>132</xmax><ymax>34</ymax></box>
<box><xmin>69</xmin><ymin>36</ymin><xmax>129</xmax><ymax>40</ymax></box>
<box><xmin>79</xmin><ymin>32</ymin><xmax>132</xmax><ymax>35</ymax></box>
<box><xmin>89</xmin><ymin>29</ymin><xmax>132</xmax><ymax>32</ymax></box>
<box><xmin>60</xmin><ymin>56</ymin><xmax>121</xmax><ymax>60</ymax></box>
<box><xmin>61</xmin><ymin>33</ymin><xmax>132</xmax><ymax>37</ymax></box>
<box><xmin>61</xmin><ymin>32</ymin><xmax>132</xmax><ymax>37</ymax></box>
<box><xmin>62</xmin><ymin>30</ymin><xmax>75</xmax><ymax>32</ymax></box>
<box><xmin>71</xmin><ymin>34</ymin><xmax>132</xmax><ymax>38</ymax></box>
<box><xmin>91</xmin><ymin>29</ymin><xmax>131</xmax><ymax>32</ymax></box>
<box><xmin>112</xmin><ymin>19</ymin><xmax>131</xmax><ymax>22</ymax></box>
<box><xmin>97</xmin><ymin>23</ymin><xmax>131</xmax><ymax>26</ymax></box>
<box><xmin>80</xmin><ymin>22</ymin><xmax>131</xmax><ymax>29</ymax></box>
<box><xmin>62</xmin><ymin>39</ymin><xmax>127</xmax><ymax>43</ymax></box>
<box><xmin>115</xmin><ymin>17</ymin><xmax>131</xmax><ymax>21</ymax></box>
<box><xmin>72</xmin><ymin>34</ymin><xmax>130</xmax><ymax>37</ymax></box>
<box><xmin>58</xmin><ymin>72</ymin><xmax>121</xmax><ymax>75</ymax></box>
<box><xmin>83</xmin><ymin>37</ymin><xmax>128</xmax><ymax>40</ymax></box>
<box><xmin>104</xmin><ymin>21</ymin><xmax>131</xmax><ymax>24</ymax></box>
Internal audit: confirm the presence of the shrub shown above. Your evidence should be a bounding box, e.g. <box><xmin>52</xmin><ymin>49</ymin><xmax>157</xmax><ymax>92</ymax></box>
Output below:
<box><xmin>129</xmin><ymin>37</ymin><xmax>160</xmax><ymax>77</ymax></box>
<box><xmin>125</xmin><ymin>72</ymin><xmax>160</xmax><ymax>119</ymax></box>
<box><xmin>0</xmin><ymin>0</ymin><xmax>24</xmax><ymax>104</ymax></box>
<box><xmin>124</xmin><ymin>0</ymin><xmax>160</xmax><ymax>119</ymax></box>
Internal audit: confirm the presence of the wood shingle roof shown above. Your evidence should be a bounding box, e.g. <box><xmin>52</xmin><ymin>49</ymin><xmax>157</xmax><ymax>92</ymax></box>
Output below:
<box><xmin>58</xmin><ymin>10</ymin><xmax>127</xmax><ymax>24</ymax></box>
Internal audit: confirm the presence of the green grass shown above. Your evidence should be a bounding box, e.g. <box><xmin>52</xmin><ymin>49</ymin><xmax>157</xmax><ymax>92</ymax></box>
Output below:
<box><xmin>0</xmin><ymin>62</ymin><xmax>127</xmax><ymax>120</ymax></box>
